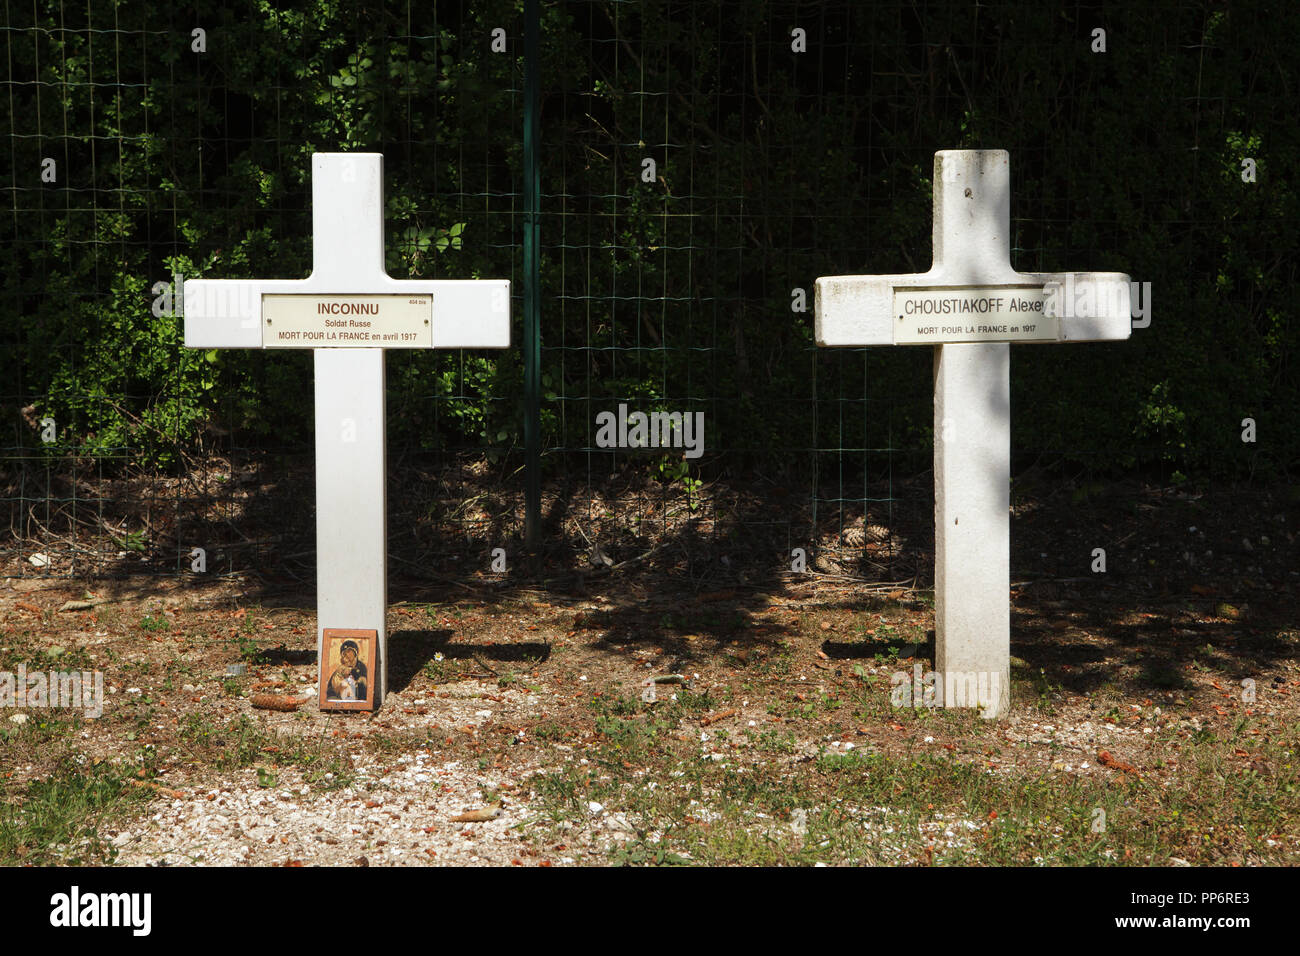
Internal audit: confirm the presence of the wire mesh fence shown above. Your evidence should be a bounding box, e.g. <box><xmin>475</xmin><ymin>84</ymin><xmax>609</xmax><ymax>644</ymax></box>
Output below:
<box><xmin>3</xmin><ymin>0</ymin><xmax>527</xmax><ymax>580</ymax></box>
<box><xmin>3</xmin><ymin>0</ymin><xmax>1295</xmax><ymax>584</ymax></box>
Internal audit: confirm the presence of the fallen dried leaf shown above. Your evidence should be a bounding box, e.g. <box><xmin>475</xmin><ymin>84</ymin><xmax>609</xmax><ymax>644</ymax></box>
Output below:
<box><xmin>1097</xmin><ymin>750</ymin><xmax>1140</xmax><ymax>775</ymax></box>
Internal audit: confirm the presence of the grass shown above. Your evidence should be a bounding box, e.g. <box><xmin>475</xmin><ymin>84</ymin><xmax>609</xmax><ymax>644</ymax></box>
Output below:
<box><xmin>2</xmin><ymin>564</ymin><xmax>1295</xmax><ymax>867</ymax></box>
<box><xmin>177</xmin><ymin>714</ymin><xmax>355</xmax><ymax>790</ymax></box>
<box><xmin>0</xmin><ymin>640</ymin><xmax>99</xmax><ymax>674</ymax></box>
<box><xmin>0</xmin><ymin>706</ymin><xmax>363</xmax><ymax>864</ymax></box>
<box><xmin>531</xmin><ymin>746</ymin><xmax>1094</xmax><ymax>865</ymax></box>
<box><xmin>0</xmin><ymin>756</ymin><xmax>150</xmax><ymax>865</ymax></box>
<box><xmin>138</xmin><ymin>614</ymin><xmax>170</xmax><ymax>633</ymax></box>
<box><xmin>422</xmin><ymin>654</ymin><xmax>472</xmax><ymax>684</ymax></box>
<box><xmin>522</xmin><ymin>697</ymin><xmax>1300</xmax><ymax>866</ymax></box>
<box><xmin>235</xmin><ymin>635</ymin><xmax>267</xmax><ymax>664</ymax></box>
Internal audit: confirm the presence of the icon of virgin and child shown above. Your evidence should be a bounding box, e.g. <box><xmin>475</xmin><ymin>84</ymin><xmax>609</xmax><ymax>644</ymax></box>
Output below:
<box><xmin>325</xmin><ymin>639</ymin><xmax>369</xmax><ymax>702</ymax></box>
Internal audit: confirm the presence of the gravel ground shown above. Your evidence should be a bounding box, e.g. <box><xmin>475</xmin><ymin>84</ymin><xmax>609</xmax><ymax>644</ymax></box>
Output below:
<box><xmin>103</xmin><ymin>683</ymin><xmax>1183</xmax><ymax>867</ymax></box>
<box><xmin>108</xmin><ymin>681</ymin><xmax>612</xmax><ymax>867</ymax></box>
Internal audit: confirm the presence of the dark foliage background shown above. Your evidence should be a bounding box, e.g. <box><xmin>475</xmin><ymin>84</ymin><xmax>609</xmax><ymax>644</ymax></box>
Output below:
<box><xmin>2</xmin><ymin>0</ymin><xmax>1296</xmax><ymax>562</ymax></box>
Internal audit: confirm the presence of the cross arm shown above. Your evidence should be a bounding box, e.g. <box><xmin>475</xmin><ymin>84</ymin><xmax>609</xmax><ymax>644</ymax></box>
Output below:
<box><xmin>183</xmin><ymin>277</ymin><xmax>510</xmax><ymax>349</ymax></box>
<box><xmin>413</xmin><ymin>278</ymin><xmax>510</xmax><ymax>349</ymax></box>
<box><xmin>1031</xmin><ymin>272</ymin><xmax>1132</xmax><ymax>342</ymax></box>
<box><xmin>184</xmin><ymin>278</ymin><xmax>307</xmax><ymax>348</ymax></box>
<box><xmin>815</xmin><ymin>271</ymin><xmax>1132</xmax><ymax>347</ymax></box>
<box><xmin>317</xmin><ymin>275</ymin><xmax>510</xmax><ymax>348</ymax></box>
<box><xmin>814</xmin><ymin>273</ymin><xmax>911</xmax><ymax>346</ymax></box>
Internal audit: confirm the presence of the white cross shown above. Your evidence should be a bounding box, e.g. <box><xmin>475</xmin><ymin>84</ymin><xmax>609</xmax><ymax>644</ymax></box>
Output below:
<box><xmin>184</xmin><ymin>153</ymin><xmax>510</xmax><ymax>708</ymax></box>
<box><xmin>815</xmin><ymin>149</ymin><xmax>1131</xmax><ymax>718</ymax></box>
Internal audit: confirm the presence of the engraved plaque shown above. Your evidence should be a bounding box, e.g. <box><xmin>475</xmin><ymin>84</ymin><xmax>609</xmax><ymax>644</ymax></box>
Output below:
<box><xmin>892</xmin><ymin>286</ymin><xmax>1060</xmax><ymax>344</ymax></box>
<box><xmin>262</xmin><ymin>294</ymin><xmax>433</xmax><ymax>348</ymax></box>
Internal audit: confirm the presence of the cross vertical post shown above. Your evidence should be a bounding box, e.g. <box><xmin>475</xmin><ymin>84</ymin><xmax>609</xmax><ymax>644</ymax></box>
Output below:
<box><xmin>815</xmin><ymin>149</ymin><xmax>1132</xmax><ymax>717</ymax></box>
<box><xmin>311</xmin><ymin>155</ymin><xmax>390</xmax><ymax>706</ymax></box>
<box><xmin>932</xmin><ymin>152</ymin><xmax>1013</xmax><ymax>719</ymax></box>
<box><xmin>184</xmin><ymin>153</ymin><xmax>511</xmax><ymax>709</ymax></box>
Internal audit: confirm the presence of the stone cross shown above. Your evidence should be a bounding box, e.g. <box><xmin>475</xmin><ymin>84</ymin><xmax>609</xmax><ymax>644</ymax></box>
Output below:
<box><xmin>184</xmin><ymin>152</ymin><xmax>510</xmax><ymax>707</ymax></box>
<box><xmin>815</xmin><ymin>149</ymin><xmax>1131</xmax><ymax>718</ymax></box>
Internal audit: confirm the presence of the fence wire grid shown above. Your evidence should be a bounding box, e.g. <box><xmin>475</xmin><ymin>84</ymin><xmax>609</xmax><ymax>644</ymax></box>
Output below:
<box><xmin>3</xmin><ymin>0</ymin><xmax>1294</xmax><ymax>583</ymax></box>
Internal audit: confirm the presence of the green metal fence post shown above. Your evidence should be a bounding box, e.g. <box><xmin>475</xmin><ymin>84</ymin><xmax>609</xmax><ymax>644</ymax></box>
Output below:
<box><xmin>523</xmin><ymin>0</ymin><xmax>542</xmax><ymax>551</ymax></box>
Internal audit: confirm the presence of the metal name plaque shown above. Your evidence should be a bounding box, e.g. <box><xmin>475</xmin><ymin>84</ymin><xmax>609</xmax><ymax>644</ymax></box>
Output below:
<box><xmin>262</xmin><ymin>294</ymin><xmax>433</xmax><ymax>348</ymax></box>
<box><xmin>893</xmin><ymin>286</ymin><xmax>1060</xmax><ymax>344</ymax></box>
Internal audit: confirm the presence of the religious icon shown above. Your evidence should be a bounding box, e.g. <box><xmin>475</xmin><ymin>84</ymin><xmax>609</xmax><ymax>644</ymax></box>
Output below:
<box><xmin>319</xmin><ymin>628</ymin><xmax>377</xmax><ymax>711</ymax></box>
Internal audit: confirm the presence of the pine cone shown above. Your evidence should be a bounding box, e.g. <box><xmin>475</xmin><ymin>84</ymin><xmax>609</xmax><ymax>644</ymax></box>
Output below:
<box><xmin>842</xmin><ymin>522</ymin><xmax>892</xmax><ymax>547</ymax></box>
<box><xmin>813</xmin><ymin>551</ymin><xmax>842</xmax><ymax>573</ymax></box>
<box><xmin>864</xmin><ymin>523</ymin><xmax>891</xmax><ymax>542</ymax></box>
<box><xmin>251</xmin><ymin>695</ymin><xmax>305</xmax><ymax>712</ymax></box>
